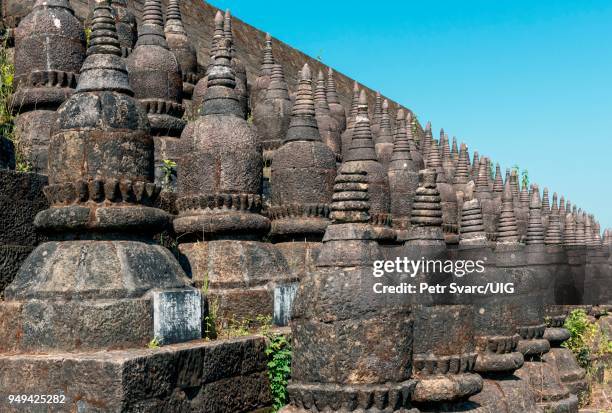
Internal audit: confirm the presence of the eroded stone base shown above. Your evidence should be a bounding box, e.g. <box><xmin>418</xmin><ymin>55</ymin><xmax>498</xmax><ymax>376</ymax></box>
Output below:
<box><xmin>469</xmin><ymin>374</ymin><xmax>542</xmax><ymax>413</ymax></box>
<box><xmin>0</xmin><ymin>336</ymin><xmax>271</xmax><ymax>413</ymax></box>
<box><xmin>515</xmin><ymin>359</ymin><xmax>578</xmax><ymax>413</ymax></box>
<box><xmin>179</xmin><ymin>240</ymin><xmax>296</xmax><ymax>322</ymax></box>
<box><xmin>543</xmin><ymin>348</ymin><xmax>588</xmax><ymax>398</ymax></box>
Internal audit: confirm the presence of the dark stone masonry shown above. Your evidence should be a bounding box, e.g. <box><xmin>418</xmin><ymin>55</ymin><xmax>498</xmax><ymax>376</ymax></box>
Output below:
<box><xmin>0</xmin><ymin>0</ymin><xmax>609</xmax><ymax>412</ymax></box>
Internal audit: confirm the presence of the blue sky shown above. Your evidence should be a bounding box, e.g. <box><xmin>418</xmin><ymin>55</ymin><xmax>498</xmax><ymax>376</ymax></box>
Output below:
<box><xmin>207</xmin><ymin>1</ymin><xmax>612</xmax><ymax>230</ymax></box>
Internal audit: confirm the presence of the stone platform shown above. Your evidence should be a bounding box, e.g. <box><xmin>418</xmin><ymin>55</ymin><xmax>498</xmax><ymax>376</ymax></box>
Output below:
<box><xmin>0</xmin><ymin>335</ymin><xmax>272</xmax><ymax>412</ymax></box>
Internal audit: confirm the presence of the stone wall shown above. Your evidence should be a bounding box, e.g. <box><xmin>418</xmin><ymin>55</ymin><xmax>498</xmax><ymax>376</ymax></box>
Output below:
<box><xmin>1</xmin><ymin>0</ymin><xmax>416</xmax><ymax>126</ymax></box>
<box><xmin>0</xmin><ymin>334</ymin><xmax>272</xmax><ymax>412</ymax></box>
<box><xmin>0</xmin><ymin>170</ymin><xmax>48</xmax><ymax>294</ymax></box>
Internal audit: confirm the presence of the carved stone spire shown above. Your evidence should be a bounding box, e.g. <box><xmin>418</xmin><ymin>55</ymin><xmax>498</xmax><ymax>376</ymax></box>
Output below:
<box><xmin>261</xmin><ymin>33</ymin><xmax>275</xmax><ymax>75</ymax></box>
<box><xmin>406</xmin><ymin>112</ymin><xmax>424</xmax><ymax>170</ymax></box>
<box><xmin>545</xmin><ymin>193</ymin><xmax>563</xmax><ymax>245</ymax></box>
<box><xmin>459</xmin><ymin>198</ymin><xmax>487</xmax><ymax>246</ymax></box>
<box><xmin>12</xmin><ymin>0</ymin><xmax>86</xmax><ymax>173</ymax></box>
<box><xmin>314</xmin><ymin>70</ymin><xmax>342</xmax><ymax>159</ymax></box>
<box><xmin>519</xmin><ymin>182</ymin><xmax>530</xmax><ymax>205</ymax></box>
<box><xmin>175</xmin><ymin>38</ymin><xmax>268</xmax><ymax>238</ymax></box>
<box><xmin>374</xmin><ymin>99</ymin><xmax>394</xmax><ymax>169</ymax></box>
<box><xmin>426</xmin><ymin>138</ymin><xmax>442</xmax><ymax>170</ymax></box>
<box><xmin>136</xmin><ymin>0</ymin><xmax>166</xmax><ymax>47</ymax></box>
<box><xmin>425</xmin><ymin>137</ymin><xmax>459</xmax><ymax>239</ymax></box>
<box><xmin>407</xmin><ymin>169</ymin><xmax>444</xmax><ymax>242</ymax></box>
<box><xmin>564</xmin><ymin>212</ymin><xmax>577</xmax><ymax>246</ymax></box>
<box><xmin>575</xmin><ymin>212</ymin><xmax>587</xmax><ymax>246</ymax></box>
<box><xmin>211</xmin><ymin>11</ymin><xmax>225</xmax><ymax>57</ymax></box>
<box><xmin>453</xmin><ymin>143</ymin><xmax>470</xmax><ymax>185</ymax></box>
<box><xmin>345</xmin><ymin>90</ymin><xmax>376</xmax><ymax>162</ymax></box>
<box><xmin>251</xmin><ymin>33</ymin><xmax>275</xmax><ymax>111</ymax></box>
<box><xmin>223</xmin><ymin>9</ymin><xmax>249</xmax><ymax>118</ymax></box>
<box><xmin>510</xmin><ymin>169</ymin><xmax>520</xmax><ymax>198</ymax></box>
<box><xmin>585</xmin><ymin>215</ymin><xmax>597</xmax><ymax>248</ymax></box>
<box><xmin>475</xmin><ymin>158</ymin><xmax>490</xmax><ymax>192</ymax></box>
<box><xmin>326</xmin><ymin>68</ymin><xmax>347</xmax><ymax>133</ymax></box>
<box><xmin>341</xmin><ymin>90</ymin><xmax>392</xmax><ymax>240</ymax></box>
<box><xmin>421</xmin><ymin>121</ymin><xmax>433</xmax><ymax>166</ymax></box>
<box><xmin>542</xmin><ymin>188</ymin><xmax>550</xmax><ymax>212</ymax></box>
<box><xmin>497</xmin><ymin>179</ymin><xmax>520</xmax><ymax>243</ymax></box>
<box><xmin>559</xmin><ymin>195</ymin><xmax>566</xmax><ymax>231</ymax></box>
<box><xmin>441</xmin><ymin>132</ymin><xmax>454</xmax><ymax>180</ymax></box>
<box><xmin>253</xmin><ymin>63</ymin><xmax>292</xmax><ymax>164</ymax></box>
<box><xmin>329</xmin><ymin>171</ymin><xmax>370</xmax><ymax>224</ymax></box>
<box><xmin>471</xmin><ymin>151</ymin><xmax>480</xmax><ymax>181</ymax></box>
<box><xmin>87</xmin><ymin>0</ymin><xmax>138</xmax><ymax>58</ymax></box>
<box><xmin>526</xmin><ymin>185</ymin><xmax>545</xmax><ymax>245</ymax></box>
<box><xmin>269</xmin><ymin>63</ymin><xmax>336</xmax><ymax>241</ymax></box>
<box><xmin>388</xmin><ymin>109</ymin><xmax>418</xmax><ymax>234</ymax></box>
<box><xmin>340</xmin><ymin>82</ymin><xmax>361</xmax><ymax>160</ymax></box>
<box><xmin>441</xmin><ymin>132</ymin><xmax>452</xmax><ymax>161</ymax></box>
<box><xmin>191</xmin><ymin>11</ymin><xmax>224</xmax><ymax>111</ymax></box>
<box><xmin>493</xmin><ymin>163</ymin><xmax>504</xmax><ymax>194</ymax></box>
<box><xmin>451</xmin><ymin>136</ymin><xmax>459</xmax><ymax>161</ymax></box>
<box><xmin>165</xmin><ymin>0</ymin><xmax>198</xmax><ymax>100</ymax></box>
<box><xmin>371</xmin><ymin>91</ymin><xmax>383</xmax><ymax>139</ymax></box>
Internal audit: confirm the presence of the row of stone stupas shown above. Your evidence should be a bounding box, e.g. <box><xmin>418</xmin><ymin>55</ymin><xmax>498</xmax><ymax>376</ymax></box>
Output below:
<box><xmin>1</xmin><ymin>1</ymin><xmax>611</xmax><ymax>411</ymax></box>
<box><xmin>4</xmin><ymin>0</ymin><xmax>610</xmax><ymax>310</ymax></box>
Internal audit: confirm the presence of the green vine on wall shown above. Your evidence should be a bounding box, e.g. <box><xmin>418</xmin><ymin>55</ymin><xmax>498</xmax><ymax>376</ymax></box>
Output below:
<box><xmin>265</xmin><ymin>333</ymin><xmax>292</xmax><ymax>412</ymax></box>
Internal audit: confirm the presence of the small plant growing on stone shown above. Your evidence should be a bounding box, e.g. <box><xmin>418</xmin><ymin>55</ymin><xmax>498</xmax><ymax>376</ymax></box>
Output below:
<box><xmin>203</xmin><ymin>296</ymin><xmax>218</xmax><ymax>340</ymax></box>
<box><xmin>148</xmin><ymin>336</ymin><xmax>162</xmax><ymax>349</ymax></box>
<box><xmin>1</xmin><ymin>35</ymin><xmax>31</xmax><ymax>172</ymax></box>
<box><xmin>84</xmin><ymin>27</ymin><xmax>92</xmax><ymax>48</ymax></box>
<box><xmin>564</xmin><ymin>309</ymin><xmax>596</xmax><ymax>368</ymax></box>
<box><xmin>265</xmin><ymin>333</ymin><xmax>292</xmax><ymax>412</ymax></box>
<box><xmin>521</xmin><ymin>168</ymin><xmax>529</xmax><ymax>189</ymax></box>
<box><xmin>256</xmin><ymin>314</ymin><xmax>273</xmax><ymax>336</ymax></box>
<box><xmin>160</xmin><ymin>159</ymin><xmax>177</xmax><ymax>190</ymax></box>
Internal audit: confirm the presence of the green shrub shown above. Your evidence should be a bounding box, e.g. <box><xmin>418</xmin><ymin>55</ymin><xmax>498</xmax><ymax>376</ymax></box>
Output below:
<box><xmin>265</xmin><ymin>333</ymin><xmax>292</xmax><ymax>412</ymax></box>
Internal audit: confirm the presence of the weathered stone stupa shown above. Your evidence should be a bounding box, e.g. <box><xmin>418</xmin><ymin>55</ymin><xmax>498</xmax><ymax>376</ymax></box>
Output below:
<box><xmin>11</xmin><ymin>0</ymin><xmax>86</xmax><ymax>173</ymax></box>
<box><xmin>326</xmin><ymin>68</ymin><xmax>347</xmax><ymax>134</ymax></box>
<box><xmin>474</xmin><ymin>158</ymin><xmax>501</xmax><ymax>240</ymax></box>
<box><xmin>127</xmin><ymin>0</ymin><xmax>185</xmax><ymax>189</ymax></box>
<box><xmin>514</xmin><ymin>186</ymin><xmax>579</xmax><ymax>413</ymax></box>
<box><xmin>252</xmin><ymin>63</ymin><xmax>292</xmax><ymax>169</ymax></box>
<box><xmin>175</xmin><ymin>36</ymin><xmax>289</xmax><ymax>322</ymax></box>
<box><xmin>224</xmin><ymin>10</ymin><xmax>249</xmax><ymax>118</ymax></box>
<box><xmin>388</xmin><ymin>109</ymin><xmax>418</xmax><ymax>239</ymax></box>
<box><xmin>4</xmin><ymin>0</ymin><xmax>200</xmax><ymax>353</ymax></box>
<box><xmin>374</xmin><ymin>99</ymin><xmax>394</xmax><ymax>170</ymax></box>
<box><xmin>425</xmin><ymin>138</ymin><xmax>460</xmax><ymax>244</ymax></box>
<box><xmin>251</xmin><ymin>33</ymin><xmax>275</xmax><ymax>111</ymax></box>
<box><xmin>402</xmin><ymin>170</ymin><xmax>482</xmax><ymax>410</ymax></box>
<box><xmin>314</xmin><ymin>70</ymin><xmax>342</xmax><ymax>160</ymax></box>
<box><xmin>269</xmin><ymin>63</ymin><xmax>336</xmax><ymax>241</ymax></box>
<box><xmin>340</xmin><ymin>81</ymin><xmax>360</xmax><ymax>160</ymax></box>
<box><xmin>282</xmin><ymin>170</ymin><xmax>418</xmax><ymax>412</ymax></box>
<box><xmin>457</xmin><ymin>197</ymin><xmax>539</xmax><ymax>413</ymax></box>
<box><xmin>341</xmin><ymin>90</ymin><xmax>393</xmax><ymax>242</ymax></box>
<box><xmin>191</xmin><ymin>10</ymin><xmax>224</xmax><ymax>112</ymax></box>
<box><xmin>165</xmin><ymin>0</ymin><xmax>199</xmax><ymax>101</ymax></box>
<box><xmin>371</xmin><ymin>90</ymin><xmax>383</xmax><ymax>139</ymax></box>
<box><xmin>86</xmin><ymin>0</ymin><xmax>137</xmax><ymax>58</ymax></box>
